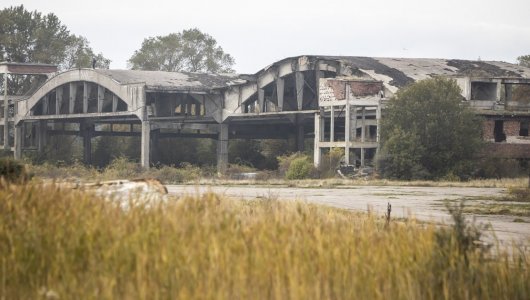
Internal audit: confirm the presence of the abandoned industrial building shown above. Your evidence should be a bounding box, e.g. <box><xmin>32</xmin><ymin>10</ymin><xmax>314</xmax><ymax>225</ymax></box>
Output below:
<box><xmin>1</xmin><ymin>55</ymin><xmax>530</xmax><ymax>173</ymax></box>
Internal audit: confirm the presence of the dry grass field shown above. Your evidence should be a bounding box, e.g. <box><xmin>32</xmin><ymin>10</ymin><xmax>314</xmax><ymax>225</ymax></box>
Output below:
<box><xmin>0</xmin><ymin>182</ymin><xmax>529</xmax><ymax>299</ymax></box>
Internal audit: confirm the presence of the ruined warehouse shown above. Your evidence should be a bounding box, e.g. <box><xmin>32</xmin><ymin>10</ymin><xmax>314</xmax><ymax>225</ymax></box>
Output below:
<box><xmin>2</xmin><ymin>55</ymin><xmax>530</xmax><ymax>172</ymax></box>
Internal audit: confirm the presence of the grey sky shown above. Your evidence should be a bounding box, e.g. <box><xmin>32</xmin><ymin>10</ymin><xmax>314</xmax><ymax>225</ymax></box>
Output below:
<box><xmin>3</xmin><ymin>0</ymin><xmax>530</xmax><ymax>73</ymax></box>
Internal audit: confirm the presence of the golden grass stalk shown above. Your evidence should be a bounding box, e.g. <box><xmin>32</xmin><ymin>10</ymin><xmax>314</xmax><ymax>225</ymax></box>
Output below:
<box><xmin>0</xmin><ymin>183</ymin><xmax>528</xmax><ymax>299</ymax></box>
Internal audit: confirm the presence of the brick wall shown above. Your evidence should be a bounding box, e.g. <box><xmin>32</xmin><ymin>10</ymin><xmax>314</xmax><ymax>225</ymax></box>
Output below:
<box><xmin>504</xmin><ymin>120</ymin><xmax>520</xmax><ymax>136</ymax></box>
<box><xmin>483</xmin><ymin>120</ymin><xmax>494</xmax><ymax>140</ymax></box>
<box><xmin>482</xmin><ymin>143</ymin><xmax>530</xmax><ymax>158</ymax></box>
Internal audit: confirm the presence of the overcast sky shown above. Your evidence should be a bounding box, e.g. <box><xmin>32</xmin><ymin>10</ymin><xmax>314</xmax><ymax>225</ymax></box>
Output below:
<box><xmin>3</xmin><ymin>0</ymin><xmax>530</xmax><ymax>73</ymax></box>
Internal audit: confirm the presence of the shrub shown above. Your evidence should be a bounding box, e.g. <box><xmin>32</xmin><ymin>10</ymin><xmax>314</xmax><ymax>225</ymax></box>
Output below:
<box><xmin>146</xmin><ymin>163</ymin><xmax>202</xmax><ymax>184</ymax></box>
<box><xmin>0</xmin><ymin>157</ymin><xmax>29</xmax><ymax>183</ymax></box>
<box><xmin>285</xmin><ymin>155</ymin><xmax>313</xmax><ymax>180</ymax></box>
<box><xmin>101</xmin><ymin>156</ymin><xmax>142</xmax><ymax>179</ymax></box>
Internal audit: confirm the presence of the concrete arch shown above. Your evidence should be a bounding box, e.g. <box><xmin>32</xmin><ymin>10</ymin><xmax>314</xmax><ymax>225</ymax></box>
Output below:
<box><xmin>16</xmin><ymin>69</ymin><xmax>146</xmax><ymax>124</ymax></box>
<box><xmin>223</xmin><ymin>57</ymin><xmax>340</xmax><ymax>114</ymax></box>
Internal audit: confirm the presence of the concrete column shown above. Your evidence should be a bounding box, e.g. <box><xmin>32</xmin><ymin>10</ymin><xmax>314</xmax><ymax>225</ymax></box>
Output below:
<box><xmin>83</xmin><ymin>82</ymin><xmax>89</xmax><ymax>113</ymax></box>
<box><xmin>330</xmin><ymin>106</ymin><xmax>335</xmax><ymax>143</ymax></box>
<box><xmin>141</xmin><ymin>120</ymin><xmax>151</xmax><ymax>168</ymax></box>
<box><xmin>258</xmin><ymin>88</ymin><xmax>265</xmax><ymax>113</ymax></box>
<box><xmin>313</xmin><ymin>112</ymin><xmax>322</xmax><ymax>167</ymax></box>
<box><xmin>217</xmin><ymin>123</ymin><xmax>229</xmax><ymax>175</ymax></box>
<box><xmin>361</xmin><ymin>107</ymin><xmax>366</xmax><ymax>167</ymax></box>
<box><xmin>69</xmin><ymin>83</ymin><xmax>77</xmax><ymax>114</ymax></box>
<box><xmin>295</xmin><ymin>71</ymin><xmax>304</xmax><ymax>110</ymax></box>
<box><xmin>81</xmin><ymin>122</ymin><xmax>94</xmax><ymax>165</ymax></box>
<box><xmin>97</xmin><ymin>85</ymin><xmax>105</xmax><ymax>113</ymax></box>
<box><xmin>276</xmin><ymin>77</ymin><xmax>284</xmax><ymax>111</ymax></box>
<box><xmin>112</xmin><ymin>94</ymin><xmax>118</xmax><ymax>112</ymax></box>
<box><xmin>376</xmin><ymin>102</ymin><xmax>382</xmax><ymax>152</ymax></box>
<box><xmin>42</xmin><ymin>95</ymin><xmax>49</xmax><ymax>115</ymax></box>
<box><xmin>4</xmin><ymin>72</ymin><xmax>9</xmax><ymax>150</ymax></box>
<box><xmin>56</xmin><ymin>87</ymin><xmax>63</xmax><ymax>114</ymax></box>
<box><xmin>14</xmin><ymin>123</ymin><xmax>22</xmax><ymax>160</ymax></box>
<box><xmin>345</xmin><ymin>86</ymin><xmax>351</xmax><ymax>165</ymax></box>
<box><xmin>37</xmin><ymin>120</ymin><xmax>48</xmax><ymax>153</ymax></box>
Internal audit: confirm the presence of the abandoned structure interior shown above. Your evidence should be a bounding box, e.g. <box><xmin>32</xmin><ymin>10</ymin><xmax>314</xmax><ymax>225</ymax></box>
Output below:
<box><xmin>1</xmin><ymin>55</ymin><xmax>529</xmax><ymax>173</ymax></box>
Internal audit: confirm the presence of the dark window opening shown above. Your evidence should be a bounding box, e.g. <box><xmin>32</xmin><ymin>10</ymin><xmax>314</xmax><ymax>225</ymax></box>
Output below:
<box><xmin>494</xmin><ymin>120</ymin><xmax>506</xmax><ymax>142</ymax></box>
<box><xmin>471</xmin><ymin>82</ymin><xmax>497</xmax><ymax>101</ymax></box>
<box><xmin>520</xmin><ymin>121</ymin><xmax>529</xmax><ymax>137</ymax></box>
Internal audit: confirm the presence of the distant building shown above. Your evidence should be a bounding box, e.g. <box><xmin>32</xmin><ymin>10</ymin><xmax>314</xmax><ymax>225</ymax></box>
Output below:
<box><xmin>2</xmin><ymin>56</ymin><xmax>529</xmax><ymax>171</ymax></box>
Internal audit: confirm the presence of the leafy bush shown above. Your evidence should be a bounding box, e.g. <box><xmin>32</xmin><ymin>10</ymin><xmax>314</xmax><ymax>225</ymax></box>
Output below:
<box><xmin>285</xmin><ymin>156</ymin><xmax>313</xmax><ymax>180</ymax></box>
<box><xmin>0</xmin><ymin>157</ymin><xmax>29</xmax><ymax>183</ymax></box>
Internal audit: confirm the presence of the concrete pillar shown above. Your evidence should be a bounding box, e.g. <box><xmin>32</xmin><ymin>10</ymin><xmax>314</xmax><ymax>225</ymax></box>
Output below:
<box><xmin>56</xmin><ymin>87</ymin><xmax>63</xmax><ymax>114</ymax></box>
<box><xmin>14</xmin><ymin>123</ymin><xmax>22</xmax><ymax>160</ymax></box>
<box><xmin>141</xmin><ymin>121</ymin><xmax>151</xmax><ymax>168</ymax></box>
<box><xmin>361</xmin><ymin>107</ymin><xmax>366</xmax><ymax>167</ymax></box>
<box><xmin>295</xmin><ymin>71</ymin><xmax>304</xmax><ymax>110</ymax></box>
<box><xmin>276</xmin><ymin>77</ymin><xmax>284</xmax><ymax>111</ymax></box>
<box><xmin>345</xmin><ymin>89</ymin><xmax>351</xmax><ymax>165</ymax></box>
<box><xmin>42</xmin><ymin>95</ymin><xmax>49</xmax><ymax>115</ymax></box>
<box><xmin>3</xmin><ymin>72</ymin><xmax>9</xmax><ymax>150</ymax></box>
<box><xmin>112</xmin><ymin>94</ymin><xmax>118</xmax><ymax>112</ymax></box>
<box><xmin>81</xmin><ymin>122</ymin><xmax>94</xmax><ymax>165</ymax></box>
<box><xmin>37</xmin><ymin>120</ymin><xmax>47</xmax><ymax>153</ymax></box>
<box><xmin>258</xmin><ymin>88</ymin><xmax>265</xmax><ymax>113</ymax></box>
<box><xmin>83</xmin><ymin>82</ymin><xmax>89</xmax><ymax>113</ymax></box>
<box><xmin>69</xmin><ymin>83</ymin><xmax>77</xmax><ymax>114</ymax></box>
<box><xmin>217</xmin><ymin>123</ymin><xmax>229</xmax><ymax>175</ymax></box>
<box><xmin>313</xmin><ymin>112</ymin><xmax>322</xmax><ymax>167</ymax></box>
<box><xmin>330</xmin><ymin>106</ymin><xmax>335</xmax><ymax>143</ymax></box>
<box><xmin>315</xmin><ymin>70</ymin><xmax>323</xmax><ymax>105</ymax></box>
<box><xmin>97</xmin><ymin>85</ymin><xmax>105</xmax><ymax>113</ymax></box>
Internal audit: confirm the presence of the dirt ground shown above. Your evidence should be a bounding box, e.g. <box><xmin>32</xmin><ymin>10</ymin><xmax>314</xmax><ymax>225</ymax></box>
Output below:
<box><xmin>167</xmin><ymin>184</ymin><xmax>530</xmax><ymax>247</ymax></box>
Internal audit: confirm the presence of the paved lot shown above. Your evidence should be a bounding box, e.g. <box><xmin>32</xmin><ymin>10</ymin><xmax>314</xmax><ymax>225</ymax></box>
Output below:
<box><xmin>167</xmin><ymin>185</ymin><xmax>530</xmax><ymax>246</ymax></box>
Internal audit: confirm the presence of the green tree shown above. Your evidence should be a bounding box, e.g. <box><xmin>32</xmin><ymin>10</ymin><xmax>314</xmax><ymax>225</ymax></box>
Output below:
<box><xmin>378</xmin><ymin>77</ymin><xmax>483</xmax><ymax>180</ymax></box>
<box><xmin>128</xmin><ymin>28</ymin><xmax>235</xmax><ymax>73</ymax></box>
<box><xmin>517</xmin><ymin>55</ymin><xmax>530</xmax><ymax>68</ymax></box>
<box><xmin>0</xmin><ymin>5</ymin><xmax>109</xmax><ymax>69</ymax></box>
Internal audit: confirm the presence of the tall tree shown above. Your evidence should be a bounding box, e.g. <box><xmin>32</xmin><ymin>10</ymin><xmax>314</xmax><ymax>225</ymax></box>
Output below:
<box><xmin>517</xmin><ymin>55</ymin><xmax>530</xmax><ymax>68</ymax></box>
<box><xmin>0</xmin><ymin>5</ymin><xmax>109</xmax><ymax>69</ymax></box>
<box><xmin>378</xmin><ymin>77</ymin><xmax>483</xmax><ymax>180</ymax></box>
<box><xmin>128</xmin><ymin>28</ymin><xmax>235</xmax><ymax>73</ymax></box>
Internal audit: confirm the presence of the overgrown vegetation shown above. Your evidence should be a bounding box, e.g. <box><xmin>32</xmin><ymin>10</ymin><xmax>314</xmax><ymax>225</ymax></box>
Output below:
<box><xmin>28</xmin><ymin>157</ymin><xmax>204</xmax><ymax>184</ymax></box>
<box><xmin>0</xmin><ymin>183</ymin><xmax>528</xmax><ymax>299</ymax></box>
<box><xmin>378</xmin><ymin>77</ymin><xmax>483</xmax><ymax>180</ymax></box>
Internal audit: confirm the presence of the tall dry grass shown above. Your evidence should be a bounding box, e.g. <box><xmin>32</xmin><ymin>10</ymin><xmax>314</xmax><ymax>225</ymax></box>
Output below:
<box><xmin>0</xmin><ymin>183</ymin><xmax>528</xmax><ymax>299</ymax></box>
